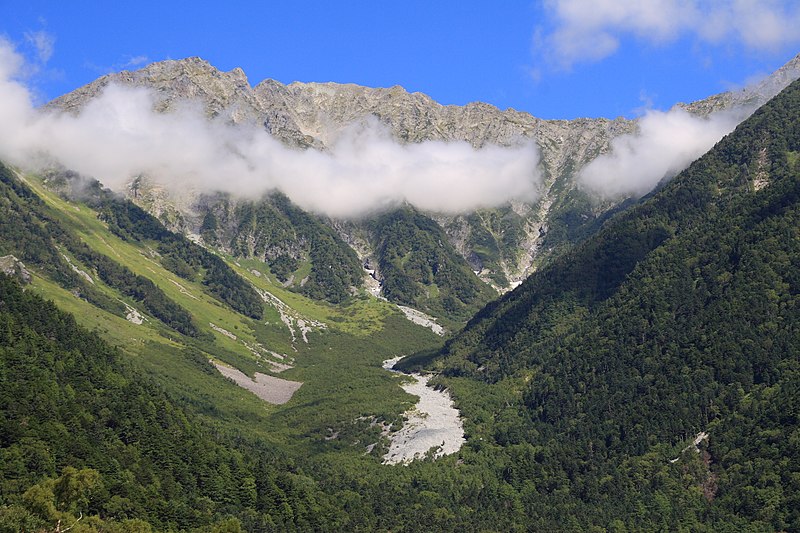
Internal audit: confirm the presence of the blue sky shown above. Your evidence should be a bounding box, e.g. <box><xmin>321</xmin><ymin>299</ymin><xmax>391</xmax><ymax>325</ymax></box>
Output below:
<box><xmin>1</xmin><ymin>1</ymin><xmax>799</xmax><ymax>119</ymax></box>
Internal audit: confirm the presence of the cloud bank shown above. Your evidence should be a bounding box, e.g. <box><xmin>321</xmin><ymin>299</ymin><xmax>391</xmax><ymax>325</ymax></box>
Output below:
<box><xmin>0</xmin><ymin>40</ymin><xmax>541</xmax><ymax>218</ymax></box>
<box><xmin>578</xmin><ymin>106</ymin><xmax>748</xmax><ymax>198</ymax></box>
<box><xmin>542</xmin><ymin>0</ymin><xmax>800</xmax><ymax>68</ymax></box>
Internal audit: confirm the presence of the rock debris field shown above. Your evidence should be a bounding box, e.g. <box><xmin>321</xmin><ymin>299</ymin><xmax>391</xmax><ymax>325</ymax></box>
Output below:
<box><xmin>382</xmin><ymin>357</ymin><xmax>465</xmax><ymax>464</ymax></box>
<box><xmin>213</xmin><ymin>362</ymin><xmax>302</xmax><ymax>405</ymax></box>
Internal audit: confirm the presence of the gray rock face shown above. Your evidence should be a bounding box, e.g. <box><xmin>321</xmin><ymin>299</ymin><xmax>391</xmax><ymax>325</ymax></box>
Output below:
<box><xmin>0</xmin><ymin>255</ymin><xmax>32</xmax><ymax>284</ymax></box>
<box><xmin>50</xmin><ymin>57</ymin><xmax>259</xmax><ymax>121</ymax></box>
<box><xmin>45</xmin><ymin>54</ymin><xmax>800</xmax><ymax>292</ymax></box>
<box><xmin>678</xmin><ymin>54</ymin><xmax>800</xmax><ymax>116</ymax></box>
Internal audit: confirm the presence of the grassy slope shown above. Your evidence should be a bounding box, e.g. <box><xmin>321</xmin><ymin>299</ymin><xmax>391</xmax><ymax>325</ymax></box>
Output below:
<box><xmin>16</xmin><ymin>171</ymin><xmax>443</xmax><ymax>456</ymax></box>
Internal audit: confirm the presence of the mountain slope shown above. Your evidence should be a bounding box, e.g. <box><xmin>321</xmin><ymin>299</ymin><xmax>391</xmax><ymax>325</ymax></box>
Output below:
<box><xmin>46</xmin><ymin>56</ymin><xmax>639</xmax><ymax>290</ymax></box>
<box><xmin>0</xmin><ymin>161</ymin><xmax>539</xmax><ymax>532</ymax></box>
<box><xmin>438</xmin><ymin>78</ymin><xmax>800</xmax><ymax>379</ymax></box>
<box><xmin>410</xmin><ymin>77</ymin><xmax>800</xmax><ymax>530</ymax></box>
<box><xmin>1</xmin><ymin>162</ymin><xmax>485</xmax><ymax>530</ymax></box>
<box><xmin>0</xmin><ymin>273</ymin><xmax>292</xmax><ymax>531</ymax></box>
<box><xmin>0</xmin><ymin>159</ymin><xmax>446</xmax><ymax>443</ymax></box>
<box><xmin>47</xmin><ymin>53</ymin><xmax>800</xmax><ymax>280</ymax></box>
<box><xmin>367</xmin><ymin>207</ymin><xmax>497</xmax><ymax>324</ymax></box>
<box><xmin>44</xmin><ymin>55</ymin><xmax>800</xmax><ymax>323</ymax></box>
<box><xmin>192</xmin><ymin>190</ymin><xmax>365</xmax><ymax>305</ymax></box>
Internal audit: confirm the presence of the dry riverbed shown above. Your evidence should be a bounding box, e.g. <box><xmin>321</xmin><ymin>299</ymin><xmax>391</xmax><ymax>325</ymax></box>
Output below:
<box><xmin>382</xmin><ymin>357</ymin><xmax>465</xmax><ymax>464</ymax></box>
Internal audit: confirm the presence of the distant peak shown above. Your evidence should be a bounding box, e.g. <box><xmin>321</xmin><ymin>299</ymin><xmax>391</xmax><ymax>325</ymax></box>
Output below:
<box><xmin>132</xmin><ymin>56</ymin><xmax>219</xmax><ymax>76</ymax></box>
<box><xmin>170</xmin><ymin>56</ymin><xmax>211</xmax><ymax>66</ymax></box>
<box><xmin>227</xmin><ymin>66</ymin><xmax>249</xmax><ymax>86</ymax></box>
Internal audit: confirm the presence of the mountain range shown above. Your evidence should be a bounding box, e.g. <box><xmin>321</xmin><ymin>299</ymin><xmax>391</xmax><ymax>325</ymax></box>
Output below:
<box><xmin>45</xmin><ymin>54</ymin><xmax>800</xmax><ymax>326</ymax></box>
<box><xmin>0</xmin><ymin>53</ymin><xmax>798</xmax><ymax>531</ymax></box>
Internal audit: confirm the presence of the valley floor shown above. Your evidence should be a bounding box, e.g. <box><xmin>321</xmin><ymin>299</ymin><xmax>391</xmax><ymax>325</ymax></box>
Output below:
<box><xmin>382</xmin><ymin>357</ymin><xmax>465</xmax><ymax>464</ymax></box>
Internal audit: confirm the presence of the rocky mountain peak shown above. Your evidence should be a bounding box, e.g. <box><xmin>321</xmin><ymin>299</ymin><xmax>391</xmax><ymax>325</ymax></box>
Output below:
<box><xmin>42</xmin><ymin>53</ymin><xmax>800</xmax><ymax>293</ymax></box>
<box><xmin>47</xmin><ymin>55</ymin><xmax>258</xmax><ymax>122</ymax></box>
<box><xmin>677</xmin><ymin>52</ymin><xmax>800</xmax><ymax>116</ymax></box>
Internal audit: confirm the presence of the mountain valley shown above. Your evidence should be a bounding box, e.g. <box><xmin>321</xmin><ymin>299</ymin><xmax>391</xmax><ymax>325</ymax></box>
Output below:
<box><xmin>0</xmin><ymin>51</ymin><xmax>799</xmax><ymax>532</ymax></box>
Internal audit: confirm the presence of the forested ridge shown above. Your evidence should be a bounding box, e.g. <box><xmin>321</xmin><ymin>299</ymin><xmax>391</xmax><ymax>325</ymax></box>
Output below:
<box><xmin>417</xmin><ymin>78</ymin><xmax>800</xmax><ymax>529</ymax></box>
<box><xmin>369</xmin><ymin>207</ymin><xmax>497</xmax><ymax>323</ymax></box>
<box><xmin>0</xmin><ymin>79</ymin><xmax>799</xmax><ymax>532</ymax></box>
<box><xmin>200</xmin><ymin>192</ymin><xmax>497</xmax><ymax>322</ymax></box>
<box><xmin>0</xmin><ymin>166</ymin><xmax>201</xmax><ymax>337</ymax></box>
<box><xmin>41</xmin><ymin>170</ymin><xmax>267</xmax><ymax>321</ymax></box>
<box><xmin>198</xmin><ymin>191</ymin><xmax>365</xmax><ymax>305</ymax></box>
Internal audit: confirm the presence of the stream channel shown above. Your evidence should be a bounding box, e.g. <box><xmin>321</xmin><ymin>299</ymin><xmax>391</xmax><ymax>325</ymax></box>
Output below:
<box><xmin>381</xmin><ymin>357</ymin><xmax>465</xmax><ymax>464</ymax></box>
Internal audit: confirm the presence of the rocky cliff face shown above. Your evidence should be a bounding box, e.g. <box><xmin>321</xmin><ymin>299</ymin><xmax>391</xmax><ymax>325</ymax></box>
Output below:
<box><xmin>46</xmin><ymin>54</ymin><xmax>800</xmax><ymax>298</ymax></box>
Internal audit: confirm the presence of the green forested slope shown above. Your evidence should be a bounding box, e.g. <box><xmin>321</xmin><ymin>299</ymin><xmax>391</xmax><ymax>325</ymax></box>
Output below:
<box><xmin>416</xmin><ymin>78</ymin><xmax>800</xmax><ymax>529</ymax></box>
<box><xmin>2</xmin><ymin>78</ymin><xmax>799</xmax><ymax>533</ymax></box>
<box><xmin>198</xmin><ymin>192</ymin><xmax>364</xmax><ymax>305</ymax></box>
<box><xmin>0</xmin><ymin>166</ymin><xmax>202</xmax><ymax>337</ymax></box>
<box><xmin>369</xmin><ymin>207</ymin><xmax>497</xmax><ymax>324</ymax></box>
<box><xmin>0</xmin><ymin>274</ymin><xmax>322</xmax><ymax>531</ymax></box>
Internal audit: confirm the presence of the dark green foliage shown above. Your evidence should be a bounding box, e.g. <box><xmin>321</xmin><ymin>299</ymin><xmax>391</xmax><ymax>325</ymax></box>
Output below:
<box><xmin>267</xmin><ymin>254</ymin><xmax>298</xmax><ymax>283</ymax></box>
<box><xmin>463</xmin><ymin>208</ymin><xmax>528</xmax><ymax>287</ymax></box>
<box><xmin>271</xmin><ymin>193</ymin><xmax>363</xmax><ymax>304</ymax></box>
<box><xmin>0</xmin><ymin>165</ymin><xmax>198</xmax><ymax>335</ymax></box>
<box><xmin>708</xmin><ymin>362</ymin><xmax>800</xmax><ymax>531</ymax></box>
<box><xmin>202</xmin><ymin>193</ymin><xmax>363</xmax><ymax>305</ymax></box>
<box><xmin>96</xmin><ymin>195</ymin><xmax>173</xmax><ymax>242</ymax></box>
<box><xmin>369</xmin><ymin>207</ymin><xmax>496</xmax><ymax>322</ymax></box>
<box><xmin>0</xmin><ymin>164</ymin><xmax>124</xmax><ymax>316</ymax></box>
<box><xmin>426</xmin><ymin>78</ymin><xmax>800</xmax><ymax>528</ymax></box>
<box><xmin>0</xmin><ymin>274</ymin><xmax>349</xmax><ymax>531</ymax></box>
<box><xmin>228</xmin><ymin>199</ymin><xmax>298</xmax><ymax>259</ymax></box>
<box><xmin>94</xmin><ymin>194</ymin><xmax>264</xmax><ymax>320</ymax></box>
<box><xmin>200</xmin><ymin>209</ymin><xmax>219</xmax><ymax>245</ymax></box>
<box><xmin>68</xmin><ymin>239</ymin><xmax>201</xmax><ymax>337</ymax></box>
<box><xmin>537</xmin><ymin>188</ymin><xmax>631</xmax><ymax>260</ymax></box>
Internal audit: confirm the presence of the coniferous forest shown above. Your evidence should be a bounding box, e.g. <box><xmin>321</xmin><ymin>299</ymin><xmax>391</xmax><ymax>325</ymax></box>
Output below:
<box><xmin>0</xmin><ymin>74</ymin><xmax>799</xmax><ymax>533</ymax></box>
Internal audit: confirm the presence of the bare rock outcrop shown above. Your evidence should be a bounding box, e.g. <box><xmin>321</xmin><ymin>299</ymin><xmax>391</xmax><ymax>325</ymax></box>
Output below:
<box><xmin>0</xmin><ymin>255</ymin><xmax>32</xmax><ymax>284</ymax></box>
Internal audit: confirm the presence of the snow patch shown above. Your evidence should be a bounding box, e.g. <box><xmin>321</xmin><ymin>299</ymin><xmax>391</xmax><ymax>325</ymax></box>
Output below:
<box><xmin>670</xmin><ymin>431</ymin><xmax>709</xmax><ymax>463</ymax></box>
<box><xmin>252</xmin><ymin>286</ymin><xmax>326</xmax><ymax>346</ymax></box>
<box><xmin>213</xmin><ymin>361</ymin><xmax>302</xmax><ymax>405</ymax></box>
<box><xmin>169</xmin><ymin>279</ymin><xmax>199</xmax><ymax>300</ymax></box>
<box><xmin>61</xmin><ymin>253</ymin><xmax>94</xmax><ymax>284</ymax></box>
<box><xmin>124</xmin><ymin>303</ymin><xmax>143</xmax><ymax>325</ymax></box>
<box><xmin>209</xmin><ymin>322</ymin><xmax>237</xmax><ymax>340</ymax></box>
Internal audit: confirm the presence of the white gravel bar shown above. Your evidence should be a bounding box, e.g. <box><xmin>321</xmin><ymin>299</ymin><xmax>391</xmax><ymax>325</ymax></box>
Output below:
<box><xmin>382</xmin><ymin>357</ymin><xmax>465</xmax><ymax>464</ymax></box>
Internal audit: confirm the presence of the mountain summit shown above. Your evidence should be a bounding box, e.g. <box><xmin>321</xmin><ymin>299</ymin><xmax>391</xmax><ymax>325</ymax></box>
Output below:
<box><xmin>44</xmin><ymin>54</ymin><xmax>800</xmax><ymax>316</ymax></box>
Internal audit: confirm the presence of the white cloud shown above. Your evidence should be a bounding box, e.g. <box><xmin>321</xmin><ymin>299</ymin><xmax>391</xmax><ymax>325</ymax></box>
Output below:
<box><xmin>542</xmin><ymin>0</ymin><xmax>800</xmax><ymax>68</ymax></box>
<box><xmin>0</xmin><ymin>39</ymin><xmax>541</xmax><ymax>218</ymax></box>
<box><xmin>121</xmin><ymin>55</ymin><xmax>149</xmax><ymax>69</ymax></box>
<box><xmin>578</xmin><ymin>106</ymin><xmax>748</xmax><ymax>198</ymax></box>
<box><xmin>23</xmin><ymin>30</ymin><xmax>55</xmax><ymax>63</ymax></box>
